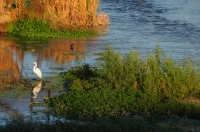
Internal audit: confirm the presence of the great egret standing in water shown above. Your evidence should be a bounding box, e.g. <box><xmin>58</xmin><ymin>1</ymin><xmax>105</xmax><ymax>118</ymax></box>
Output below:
<box><xmin>31</xmin><ymin>62</ymin><xmax>42</xmax><ymax>79</ymax></box>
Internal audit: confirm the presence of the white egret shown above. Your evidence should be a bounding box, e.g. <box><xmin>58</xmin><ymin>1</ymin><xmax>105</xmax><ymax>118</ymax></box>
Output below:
<box><xmin>32</xmin><ymin>81</ymin><xmax>42</xmax><ymax>98</ymax></box>
<box><xmin>31</xmin><ymin>62</ymin><xmax>42</xmax><ymax>79</ymax></box>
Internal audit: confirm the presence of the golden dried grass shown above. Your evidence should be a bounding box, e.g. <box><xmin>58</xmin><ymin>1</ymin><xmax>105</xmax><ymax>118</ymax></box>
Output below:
<box><xmin>0</xmin><ymin>0</ymin><xmax>25</xmax><ymax>21</ymax></box>
<box><xmin>24</xmin><ymin>0</ymin><xmax>109</xmax><ymax>29</ymax></box>
<box><xmin>1</xmin><ymin>0</ymin><xmax>109</xmax><ymax>30</ymax></box>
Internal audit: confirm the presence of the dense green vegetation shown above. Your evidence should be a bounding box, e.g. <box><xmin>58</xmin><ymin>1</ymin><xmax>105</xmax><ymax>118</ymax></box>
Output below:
<box><xmin>7</xmin><ymin>18</ymin><xmax>98</xmax><ymax>38</ymax></box>
<box><xmin>45</xmin><ymin>45</ymin><xmax>200</xmax><ymax>120</ymax></box>
<box><xmin>1</xmin><ymin>45</ymin><xmax>200</xmax><ymax>131</ymax></box>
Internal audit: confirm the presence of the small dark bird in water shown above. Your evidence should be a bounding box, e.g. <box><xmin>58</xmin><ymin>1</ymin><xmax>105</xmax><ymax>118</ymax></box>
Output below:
<box><xmin>70</xmin><ymin>43</ymin><xmax>74</xmax><ymax>51</ymax></box>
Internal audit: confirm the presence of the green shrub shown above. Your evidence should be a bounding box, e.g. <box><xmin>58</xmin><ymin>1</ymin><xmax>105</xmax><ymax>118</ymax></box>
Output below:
<box><xmin>154</xmin><ymin>98</ymin><xmax>200</xmax><ymax>119</ymax></box>
<box><xmin>7</xmin><ymin>18</ymin><xmax>51</xmax><ymax>37</ymax></box>
<box><xmin>62</xmin><ymin>64</ymin><xmax>98</xmax><ymax>90</ymax></box>
<box><xmin>46</xmin><ymin>88</ymin><xmax>139</xmax><ymax>117</ymax></box>
<box><xmin>55</xmin><ymin>45</ymin><xmax>200</xmax><ymax>118</ymax></box>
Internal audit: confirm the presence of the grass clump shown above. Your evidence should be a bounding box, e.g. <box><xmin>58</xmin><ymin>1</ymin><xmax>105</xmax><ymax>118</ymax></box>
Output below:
<box><xmin>7</xmin><ymin>18</ymin><xmax>98</xmax><ymax>38</ymax></box>
<box><xmin>45</xmin><ymin>45</ymin><xmax>200</xmax><ymax>119</ymax></box>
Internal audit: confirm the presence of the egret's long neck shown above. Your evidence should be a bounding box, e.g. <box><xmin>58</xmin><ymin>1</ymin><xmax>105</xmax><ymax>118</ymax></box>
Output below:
<box><xmin>33</xmin><ymin>64</ymin><xmax>37</xmax><ymax>70</ymax></box>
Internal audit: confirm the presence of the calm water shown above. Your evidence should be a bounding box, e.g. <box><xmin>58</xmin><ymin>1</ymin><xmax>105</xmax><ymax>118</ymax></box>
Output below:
<box><xmin>0</xmin><ymin>0</ymin><xmax>200</xmax><ymax>123</ymax></box>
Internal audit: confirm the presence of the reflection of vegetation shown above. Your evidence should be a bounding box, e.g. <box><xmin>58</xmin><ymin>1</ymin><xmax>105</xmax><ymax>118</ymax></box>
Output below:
<box><xmin>63</xmin><ymin>52</ymin><xmax>85</xmax><ymax>55</ymax></box>
<box><xmin>14</xmin><ymin>34</ymin><xmax>49</xmax><ymax>46</ymax></box>
<box><xmin>0</xmin><ymin>76</ymin><xmax>64</xmax><ymax>98</ymax></box>
<box><xmin>0</xmin><ymin>83</ymin><xmax>30</xmax><ymax>98</ymax></box>
<box><xmin>44</xmin><ymin>76</ymin><xmax>64</xmax><ymax>91</ymax></box>
<box><xmin>46</xmin><ymin>45</ymin><xmax>200</xmax><ymax>120</ymax></box>
<box><xmin>49</xmin><ymin>67</ymin><xmax>64</xmax><ymax>70</ymax></box>
<box><xmin>0</xmin><ymin>39</ymin><xmax>20</xmax><ymax>84</ymax></box>
<box><xmin>8</xmin><ymin>36</ymin><xmax>50</xmax><ymax>53</ymax></box>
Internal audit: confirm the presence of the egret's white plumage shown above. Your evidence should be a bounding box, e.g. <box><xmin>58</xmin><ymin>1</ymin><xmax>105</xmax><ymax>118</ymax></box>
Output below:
<box><xmin>31</xmin><ymin>62</ymin><xmax>42</xmax><ymax>79</ymax></box>
<box><xmin>32</xmin><ymin>81</ymin><xmax>42</xmax><ymax>98</ymax></box>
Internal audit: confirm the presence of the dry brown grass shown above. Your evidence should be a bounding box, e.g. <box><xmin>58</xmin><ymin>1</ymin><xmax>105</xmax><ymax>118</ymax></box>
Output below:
<box><xmin>0</xmin><ymin>0</ymin><xmax>109</xmax><ymax>30</ymax></box>
<box><xmin>0</xmin><ymin>0</ymin><xmax>25</xmax><ymax>32</ymax></box>
<box><xmin>31</xmin><ymin>0</ymin><xmax>109</xmax><ymax>29</ymax></box>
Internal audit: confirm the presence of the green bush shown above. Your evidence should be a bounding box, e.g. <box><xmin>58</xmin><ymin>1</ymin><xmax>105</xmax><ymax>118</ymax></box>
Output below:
<box><xmin>7</xmin><ymin>18</ymin><xmax>51</xmax><ymax>37</ymax></box>
<box><xmin>50</xmin><ymin>45</ymin><xmax>200</xmax><ymax>118</ymax></box>
<box><xmin>154</xmin><ymin>98</ymin><xmax>200</xmax><ymax>119</ymax></box>
<box><xmin>63</xmin><ymin>45</ymin><xmax>200</xmax><ymax>98</ymax></box>
<box><xmin>46</xmin><ymin>88</ymin><xmax>200</xmax><ymax>119</ymax></box>
<box><xmin>46</xmin><ymin>88</ymin><xmax>139</xmax><ymax>117</ymax></box>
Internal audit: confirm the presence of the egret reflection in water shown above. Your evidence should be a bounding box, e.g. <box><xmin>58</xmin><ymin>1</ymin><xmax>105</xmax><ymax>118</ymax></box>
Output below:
<box><xmin>31</xmin><ymin>80</ymin><xmax>42</xmax><ymax>99</ymax></box>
